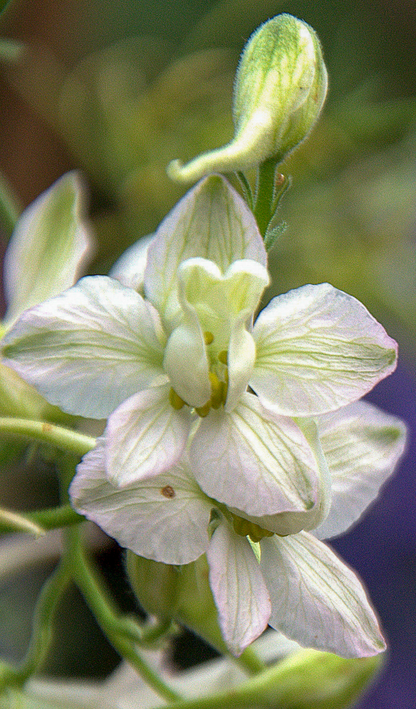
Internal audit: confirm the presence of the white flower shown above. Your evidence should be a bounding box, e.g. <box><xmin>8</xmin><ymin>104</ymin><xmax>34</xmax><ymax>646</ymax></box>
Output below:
<box><xmin>69</xmin><ymin>400</ymin><xmax>406</xmax><ymax>658</ymax></box>
<box><xmin>2</xmin><ymin>171</ymin><xmax>93</xmax><ymax>332</ymax></box>
<box><xmin>2</xmin><ymin>176</ymin><xmax>397</xmax><ymax>529</ymax></box>
<box><xmin>0</xmin><ymin>171</ymin><xmax>94</xmax><ymax>420</ymax></box>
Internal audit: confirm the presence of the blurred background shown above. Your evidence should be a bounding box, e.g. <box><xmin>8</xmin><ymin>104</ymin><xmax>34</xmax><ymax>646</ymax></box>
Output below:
<box><xmin>0</xmin><ymin>1</ymin><xmax>415</xmax><ymax>707</ymax></box>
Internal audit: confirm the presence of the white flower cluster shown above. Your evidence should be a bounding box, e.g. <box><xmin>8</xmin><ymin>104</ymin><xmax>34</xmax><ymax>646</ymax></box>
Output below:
<box><xmin>3</xmin><ymin>175</ymin><xmax>405</xmax><ymax>657</ymax></box>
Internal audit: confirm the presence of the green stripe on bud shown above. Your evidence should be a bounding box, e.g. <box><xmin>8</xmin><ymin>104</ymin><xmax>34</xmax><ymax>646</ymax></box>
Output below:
<box><xmin>168</xmin><ymin>14</ymin><xmax>327</xmax><ymax>183</ymax></box>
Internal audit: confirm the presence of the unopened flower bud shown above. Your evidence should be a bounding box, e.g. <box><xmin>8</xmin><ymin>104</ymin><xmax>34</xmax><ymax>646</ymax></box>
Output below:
<box><xmin>126</xmin><ymin>552</ymin><xmax>181</xmax><ymax>621</ymax></box>
<box><xmin>168</xmin><ymin>14</ymin><xmax>327</xmax><ymax>183</ymax></box>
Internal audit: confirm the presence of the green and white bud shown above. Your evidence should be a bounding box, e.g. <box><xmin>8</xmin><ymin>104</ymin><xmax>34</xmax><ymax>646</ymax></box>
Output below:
<box><xmin>168</xmin><ymin>14</ymin><xmax>328</xmax><ymax>183</ymax></box>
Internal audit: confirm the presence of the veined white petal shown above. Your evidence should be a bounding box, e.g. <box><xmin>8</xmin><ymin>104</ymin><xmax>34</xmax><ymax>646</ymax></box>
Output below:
<box><xmin>252</xmin><ymin>283</ymin><xmax>397</xmax><ymax>416</ymax></box>
<box><xmin>2</xmin><ymin>276</ymin><xmax>165</xmax><ymax>419</ymax></box>
<box><xmin>207</xmin><ymin>522</ymin><xmax>271</xmax><ymax>656</ymax></box>
<box><xmin>144</xmin><ymin>175</ymin><xmax>267</xmax><ymax>329</ymax></box>
<box><xmin>260</xmin><ymin>532</ymin><xmax>386</xmax><ymax>658</ymax></box>
<box><xmin>109</xmin><ymin>233</ymin><xmax>155</xmax><ymax>293</ymax></box>
<box><xmin>3</xmin><ymin>172</ymin><xmax>93</xmax><ymax>328</ymax></box>
<box><xmin>70</xmin><ymin>440</ymin><xmax>212</xmax><ymax>565</ymax></box>
<box><xmin>190</xmin><ymin>393</ymin><xmax>319</xmax><ymax>519</ymax></box>
<box><xmin>315</xmin><ymin>400</ymin><xmax>407</xmax><ymax>540</ymax></box>
<box><xmin>105</xmin><ymin>385</ymin><xmax>192</xmax><ymax>486</ymax></box>
<box><xmin>231</xmin><ymin>416</ymin><xmax>332</xmax><ymax>535</ymax></box>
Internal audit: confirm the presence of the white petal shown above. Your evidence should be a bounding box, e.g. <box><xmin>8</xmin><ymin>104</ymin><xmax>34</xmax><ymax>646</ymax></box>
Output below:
<box><xmin>70</xmin><ymin>440</ymin><xmax>212</xmax><ymax>564</ymax></box>
<box><xmin>190</xmin><ymin>393</ymin><xmax>319</xmax><ymax>519</ymax></box>
<box><xmin>105</xmin><ymin>385</ymin><xmax>192</xmax><ymax>486</ymax></box>
<box><xmin>163</xmin><ymin>266</ymin><xmax>211</xmax><ymax>407</ymax></box>
<box><xmin>260</xmin><ymin>532</ymin><xmax>386</xmax><ymax>658</ymax></box>
<box><xmin>109</xmin><ymin>233</ymin><xmax>155</xmax><ymax>292</ymax></box>
<box><xmin>252</xmin><ymin>283</ymin><xmax>397</xmax><ymax>416</ymax></box>
<box><xmin>2</xmin><ymin>276</ymin><xmax>165</xmax><ymax>418</ymax></box>
<box><xmin>207</xmin><ymin>522</ymin><xmax>271</xmax><ymax>656</ymax></box>
<box><xmin>144</xmin><ymin>175</ymin><xmax>267</xmax><ymax>329</ymax></box>
<box><xmin>3</xmin><ymin>172</ymin><xmax>93</xmax><ymax>328</ymax></box>
<box><xmin>315</xmin><ymin>400</ymin><xmax>407</xmax><ymax>540</ymax></box>
<box><xmin>237</xmin><ymin>417</ymin><xmax>332</xmax><ymax>535</ymax></box>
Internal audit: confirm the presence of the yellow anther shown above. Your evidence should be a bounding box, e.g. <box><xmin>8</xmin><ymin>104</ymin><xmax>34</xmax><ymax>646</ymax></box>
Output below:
<box><xmin>209</xmin><ymin>372</ymin><xmax>223</xmax><ymax>409</ymax></box>
<box><xmin>204</xmin><ymin>331</ymin><xmax>214</xmax><ymax>345</ymax></box>
<box><xmin>218</xmin><ymin>350</ymin><xmax>228</xmax><ymax>365</ymax></box>
<box><xmin>196</xmin><ymin>400</ymin><xmax>211</xmax><ymax>417</ymax></box>
<box><xmin>169</xmin><ymin>387</ymin><xmax>186</xmax><ymax>410</ymax></box>
<box><xmin>232</xmin><ymin>514</ymin><xmax>274</xmax><ymax>542</ymax></box>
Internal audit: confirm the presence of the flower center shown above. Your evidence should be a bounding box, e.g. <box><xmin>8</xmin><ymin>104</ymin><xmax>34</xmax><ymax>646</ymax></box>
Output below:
<box><xmin>169</xmin><ymin>336</ymin><xmax>229</xmax><ymax>417</ymax></box>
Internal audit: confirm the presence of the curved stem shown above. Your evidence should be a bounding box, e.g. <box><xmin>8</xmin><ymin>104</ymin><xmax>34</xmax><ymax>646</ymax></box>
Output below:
<box><xmin>0</xmin><ymin>417</ymin><xmax>96</xmax><ymax>456</ymax></box>
<box><xmin>66</xmin><ymin>526</ymin><xmax>182</xmax><ymax>703</ymax></box>
<box><xmin>0</xmin><ymin>559</ymin><xmax>72</xmax><ymax>691</ymax></box>
<box><xmin>0</xmin><ymin>504</ymin><xmax>83</xmax><ymax>536</ymax></box>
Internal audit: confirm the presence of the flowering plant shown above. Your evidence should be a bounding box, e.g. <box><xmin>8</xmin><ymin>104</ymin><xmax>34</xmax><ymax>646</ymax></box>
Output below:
<box><xmin>0</xmin><ymin>11</ymin><xmax>408</xmax><ymax>709</ymax></box>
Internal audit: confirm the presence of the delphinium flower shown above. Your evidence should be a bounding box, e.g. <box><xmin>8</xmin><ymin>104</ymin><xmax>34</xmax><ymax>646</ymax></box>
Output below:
<box><xmin>2</xmin><ymin>176</ymin><xmax>396</xmax><ymax>503</ymax></box>
<box><xmin>0</xmin><ymin>171</ymin><xmax>93</xmax><ymax>423</ymax></box>
<box><xmin>1</xmin><ymin>174</ymin><xmax>403</xmax><ymax>657</ymax></box>
<box><xmin>70</xmin><ymin>399</ymin><xmax>406</xmax><ymax>657</ymax></box>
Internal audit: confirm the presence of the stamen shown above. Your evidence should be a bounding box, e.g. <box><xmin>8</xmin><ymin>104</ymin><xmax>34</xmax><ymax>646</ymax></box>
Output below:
<box><xmin>204</xmin><ymin>331</ymin><xmax>214</xmax><ymax>345</ymax></box>
<box><xmin>218</xmin><ymin>350</ymin><xmax>228</xmax><ymax>365</ymax></box>
<box><xmin>209</xmin><ymin>372</ymin><xmax>223</xmax><ymax>409</ymax></box>
<box><xmin>169</xmin><ymin>387</ymin><xmax>186</xmax><ymax>410</ymax></box>
<box><xmin>196</xmin><ymin>400</ymin><xmax>211</xmax><ymax>417</ymax></box>
<box><xmin>232</xmin><ymin>514</ymin><xmax>274</xmax><ymax>542</ymax></box>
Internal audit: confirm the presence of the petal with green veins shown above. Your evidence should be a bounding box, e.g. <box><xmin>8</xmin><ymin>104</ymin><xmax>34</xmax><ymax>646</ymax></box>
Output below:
<box><xmin>2</xmin><ymin>276</ymin><xmax>165</xmax><ymax>418</ymax></box>
<box><xmin>229</xmin><ymin>416</ymin><xmax>331</xmax><ymax>535</ymax></box>
<box><xmin>207</xmin><ymin>521</ymin><xmax>271</xmax><ymax>656</ymax></box>
<box><xmin>70</xmin><ymin>440</ymin><xmax>212</xmax><ymax>565</ymax></box>
<box><xmin>251</xmin><ymin>283</ymin><xmax>397</xmax><ymax>416</ymax></box>
<box><xmin>315</xmin><ymin>400</ymin><xmax>407</xmax><ymax>540</ymax></box>
<box><xmin>144</xmin><ymin>175</ymin><xmax>267</xmax><ymax>330</ymax></box>
<box><xmin>3</xmin><ymin>172</ymin><xmax>93</xmax><ymax>328</ymax></box>
<box><xmin>190</xmin><ymin>392</ymin><xmax>319</xmax><ymax>519</ymax></box>
<box><xmin>105</xmin><ymin>384</ymin><xmax>192</xmax><ymax>486</ymax></box>
<box><xmin>260</xmin><ymin>531</ymin><xmax>386</xmax><ymax>658</ymax></box>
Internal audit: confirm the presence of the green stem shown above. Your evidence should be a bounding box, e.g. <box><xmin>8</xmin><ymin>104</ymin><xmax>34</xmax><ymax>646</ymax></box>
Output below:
<box><xmin>0</xmin><ymin>417</ymin><xmax>96</xmax><ymax>456</ymax></box>
<box><xmin>0</xmin><ymin>171</ymin><xmax>21</xmax><ymax>237</ymax></box>
<box><xmin>234</xmin><ymin>645</ymin><xmax>266</xmax><ymax>675</ymax></box>
<box><xmin>0</xmin><ymin>504</ymin><xmax>83</xmax><ymax>536</ymax></box>
<box><xmin>253</xmin><ymin>158</ymin><xmax>279</xmax><ymax>237</ymax></box>
<box><xmin>0</xmin><ymin>560</ymin><xmax>72</xmax><ymax>690</ymax></box>
<box><xmin>66</xmin><ymin>526</ymin><xmax>182</xmax><ymax>703</ymax></box>
<box><xmin>30</xmin><ymin>503</ymin><xmax>83</xmax><ymax>529</ymax></box>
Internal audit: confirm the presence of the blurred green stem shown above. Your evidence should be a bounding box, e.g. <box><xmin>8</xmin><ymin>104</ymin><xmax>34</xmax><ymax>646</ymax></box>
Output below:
<box><xmin>65</xmin><ymin>525</ymin><xmax>183</xmax><ymax>703</ymax></box>
<box><xmin>0</xmin><ymin>503</ymin><xmax>83</xmax><ymax>536</ymax></box>
<box><xmin>0</xmin><ymin>417</ymin><xmax>96</xmax><ymax>456</ymax></box>
<box><xmin>0</xmin><ymin>171</ymin><xmax>21</xmax><ymax>238</ymax></box>
<box><xmin>0</xmin><ymin>559</ymin><xmax>71</xmax><ymax>690</ymax></box>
